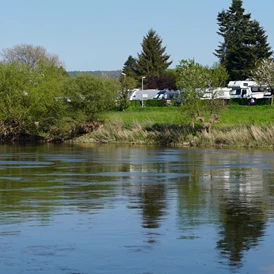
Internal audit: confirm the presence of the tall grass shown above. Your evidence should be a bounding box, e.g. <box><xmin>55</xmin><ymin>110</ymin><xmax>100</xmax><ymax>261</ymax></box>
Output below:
<box><xmin>73</xmin><ymin>105</ymin><xmax>274</xmax><ymax>148</ymax></box>
<box><xmin>196</xmin><ymin>125</ymin><xmax>274</xmax><ymax>148</ymax></box>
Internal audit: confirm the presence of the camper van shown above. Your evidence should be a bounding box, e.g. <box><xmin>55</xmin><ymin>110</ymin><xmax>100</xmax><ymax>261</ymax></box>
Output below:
<box><xmin>228</xmin><ymin>80</ymin><xmax>271</xmax><ymax>99</ymax></box>
<box><xmin>154</xmin><ymin>90</ymin><xmax>182</xmax><ymax>105</ymax></box>
<box><xmin>129</xmin><ymin>89</ymin><xmax>159</xmax><ymax>101</ymax></box>
<box><xmin>200</xmin><ymin>87</ymin><xmax>231</xmax><ymax>101</ymax></box>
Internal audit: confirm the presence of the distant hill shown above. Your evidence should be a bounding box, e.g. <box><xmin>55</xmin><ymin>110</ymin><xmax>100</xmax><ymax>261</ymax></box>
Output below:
<box><xmin>67</xmin><ymin>70</ymin><xmax>122</xmax><ymax>79</ymax></box>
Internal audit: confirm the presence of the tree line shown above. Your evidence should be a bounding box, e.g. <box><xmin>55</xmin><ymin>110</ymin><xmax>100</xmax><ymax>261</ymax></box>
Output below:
<box><xmin>0</xmin><ymin>44</ymin><xmax>123</xmax><ymax>140</ymax></box>
<box><xmin>122</xmin><ymin>0</ymin><xmax>273</xmax><ymax>90</ymax></box>
<box><xmin>0</xmin><ymin>0</ymin><xmax>273</xmax><ymax>140</ymax></box>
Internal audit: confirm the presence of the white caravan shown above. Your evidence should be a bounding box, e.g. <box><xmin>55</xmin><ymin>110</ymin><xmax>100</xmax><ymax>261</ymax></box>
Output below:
<box><xmin>129</xmin><ymin>89</ymin><xmax>159</xmax><ymax>100</ymax></box>
<box><xmin>201</xmin><ymin>87</ymin><xmax>231</xmax><ymax>100</ymax></box>
<box><xmin>228</xmin><ymin>80</ymin><xmax>271</xmax><ymax>99</ymax></box>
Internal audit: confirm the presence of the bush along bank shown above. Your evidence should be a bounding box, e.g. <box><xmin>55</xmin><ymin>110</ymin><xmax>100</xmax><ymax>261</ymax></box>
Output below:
<box><xmin>70</xmin><ymin>120</ymin><xmax>274</xmax><ymax>149</ymax></box>
<box><xmin>0</xmin><ymin>120</ymin><xmax>102</xmax><ymax>144</ymax></box>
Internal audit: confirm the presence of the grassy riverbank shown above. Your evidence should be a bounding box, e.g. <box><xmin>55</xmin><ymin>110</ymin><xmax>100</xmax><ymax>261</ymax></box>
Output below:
<box><xmin>72</xmin><ymin>104</ymin><xmax>274</xmax><ymax>148</ymax></box>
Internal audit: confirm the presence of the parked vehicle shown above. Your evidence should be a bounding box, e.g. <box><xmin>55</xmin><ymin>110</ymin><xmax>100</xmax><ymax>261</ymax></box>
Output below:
<box><xmin>153</xmin><ymin>90</ymin><xmax>182</xmax><ymax>105</ymax></box>
<box><xmin>129</xmin><ymin>89</ymin><xmax>159</xmax><ymax>100</ymax></box>
<box><xmin>200</xmin><ymin>87</ymin><xmax>231</xmax><ymax>101</ymax></box>
<box><xmin>228</xmin><ymin>80</ymin><xmax>271</xmax><ymax>100</ymax></box>
<box><xmin>153</xmin><ymin>90</ymin><xmax>166</xmax><ymax>99</ymax></box>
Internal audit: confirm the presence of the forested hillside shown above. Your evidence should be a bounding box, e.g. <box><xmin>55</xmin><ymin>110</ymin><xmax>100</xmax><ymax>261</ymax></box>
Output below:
<box><xmin>68</xmin><ymin>70</ymin><xmax>122</xmax><ymax>79</ymax></box>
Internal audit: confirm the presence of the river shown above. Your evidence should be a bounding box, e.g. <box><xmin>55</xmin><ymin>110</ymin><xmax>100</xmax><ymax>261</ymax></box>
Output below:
<box><xmin>0</xmin><ymin>144</ymin><xmax>274</xmax><ymax>274</ymax></box>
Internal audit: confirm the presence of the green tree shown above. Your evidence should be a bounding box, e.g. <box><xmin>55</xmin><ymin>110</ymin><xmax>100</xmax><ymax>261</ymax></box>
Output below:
<box><xmin>1</xmin><ymin>44</ymin><xmax>64</xmax><ymax>70</ymax></box>
<box><xmin>176</xmin><ymin>59</ymin><xmax>229</xmax><ymax>133</ymax></box>
<box><xmin>122</xmin><ymin>55</ymin><xmax>139</xmax><ymax>80</ymax></box>
<box><xmin>118</xmin><ymin>75</ymin><xmax>136</xmax><ymax>111</ymax></box>
<box><xmin>251</xmin><ymin>58</ymin><xmax>274</xmax><ymax>105</ymax></box>
<box><xmin>63</xmin><ymin>73</ymin><xmax>120</xmax><ymax>122</ymax></box>
<box><xmin>136</xmin><ymin>29</ymin><xmax>172</xmax><ymax>78</ymax></box>
<box><xmin>147</xmin><ymin>69</ymin><xmax>177</xmax><ymax>90</ymax></box>
<box><xmin>0</xmin><ymin>61</ymin><xmax>68</xmax><ymax>134</ymax></box>
<box><xmin>215</xmin><ymin>0</ymin><xmax>272</xmax><ymax>80</ymax></box>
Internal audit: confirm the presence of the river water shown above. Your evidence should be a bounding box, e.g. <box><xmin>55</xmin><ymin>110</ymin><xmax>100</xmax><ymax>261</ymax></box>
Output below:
<box><xmin>0</xmin><ymin>144</ymin><xmax>274</xmax><ymax>274</ymax></box>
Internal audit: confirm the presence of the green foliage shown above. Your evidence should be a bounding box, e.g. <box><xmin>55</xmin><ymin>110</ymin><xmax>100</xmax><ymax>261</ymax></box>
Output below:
<box><xmin>1</xmin><ymin>43</ymin><xmax>64</xmax><ymax>69</ymax></box>
<box><xmin>67</xmin><ymin>70</ymin><xmax>122</xmax><ymax>79</ymax></box>
<box><xmin>176</xmin><ymin>59</ymin><xmax>228</xmax><ymax>116</ymax></box>
<box><xmin>136</xmin><ymin>29</ymin><xmax>172</xmax><ymax>77</ymax></box>
<box><xmin>0</xmin><ymin>61</ymin><xmax>68</xmax><ymax>133</ymax></box>
<box><xmin>63</xmin><ymin>73</ymin><xmax>121</xmax><ymax>121</ymax></box>
<box><xmin>147</xmin><ymin>71</ymin><xmax>177</xmax><ymax>90</ymax></box>
<box><xmin>176</xmin><ymin>59</ymin><xmax>209</xmax><ymax>91</ymax></box>
<box><xmin>215</xmin><ymin>0</ymin><xmax>272</xmax><ymax>80</ymax></box>
<box><xmin>176</xmin><ymin>59</ymin><xmax>229</xmax><ymax>132</ymax></box>
<box><xmin>117</xmin><ymin>75</ymin><xmax>136</xmax><ymax>111</ymax></box>
<box><xmin>229</xmin><ymin>98</ymin><xmax>271</xmax><ymax>106</ymax></box>
<box><xmin>251</xmin><ymin>58</ymin><xmax>274</xmax><ymax>105</ymax></box>
<box><xmin>128</xmin><ymin>100</ymin><xmax>142</xmax><ymax>109</ymax></box>
<box><xmin>145</xmin><ymin>99</ymin><xmax>166</xmax><ymax>107</ymax></box>
<box><xmin>122</xmin><ymin>55</ymin><xmax>139</xmax><ymax>80</ymax></box>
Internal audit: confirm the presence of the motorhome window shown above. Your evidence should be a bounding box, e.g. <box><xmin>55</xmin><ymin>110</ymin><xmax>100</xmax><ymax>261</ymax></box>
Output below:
<box><xmin>251</xmin><ymin>87</ymin><xmax>259</xmax><ymax>92</ymax></box>
<box><xmin>243</xmin><ymin>83</ymin><xmax>248</xmax><ymax>86</ymax></box>
<box><xmin>230</xmin><ymin>89</ymin><xmax>241</xmax><ymax>95</ymax></box>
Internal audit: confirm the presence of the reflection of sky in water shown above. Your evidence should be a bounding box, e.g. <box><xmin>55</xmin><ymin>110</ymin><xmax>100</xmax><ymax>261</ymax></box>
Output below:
<box><xmin>0</xmin><ymin>145</ymin><xmax>273</xmax><ymax>273</ymax></box>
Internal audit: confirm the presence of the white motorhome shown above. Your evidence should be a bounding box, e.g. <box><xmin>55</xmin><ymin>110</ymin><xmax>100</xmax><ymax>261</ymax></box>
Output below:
<box><xmin>201</xmin><ymin>87</ymin><xmax>231</xmax><ymax>100</ymax></box>
<box><xmin>228</xmin><ymin>80</ymin><xmax>271</xmax><ymax>99</ymax></box>
<box><xmin>129</xmin><ymin>89</ymin><xmax>159</xmax><ymax>101</ymax></box>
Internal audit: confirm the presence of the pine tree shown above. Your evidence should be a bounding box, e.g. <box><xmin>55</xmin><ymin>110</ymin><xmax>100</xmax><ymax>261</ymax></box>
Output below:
<box><xmin>122</xmin><ymin>55</ymin><xmax>139</xmax><ymax>79</ymax></box>
<box><xmin>214</xmin><ymin>0</ymin><xmax>272</xmax><ymax>80</ymax></box>
<box><xmin>136</xmin><ymin>29</ymin><xmax>172</xmax><ymax>77</ymax></box>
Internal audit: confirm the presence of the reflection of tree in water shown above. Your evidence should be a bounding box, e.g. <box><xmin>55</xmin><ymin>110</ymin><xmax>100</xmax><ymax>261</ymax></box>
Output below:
<box><xmin>176</xmin><ymin>173</ymin><xmax>209</xmax><ymax>239</ymax></box>
<box><xmin>217</xmin><ymin>198</ymin><xmax>266</xmax><ymax>270</ymax></box>
<box><xmin>138</xmin><ymin>184</ymin><xmax>167</xmax><ymax>229</ymax></box>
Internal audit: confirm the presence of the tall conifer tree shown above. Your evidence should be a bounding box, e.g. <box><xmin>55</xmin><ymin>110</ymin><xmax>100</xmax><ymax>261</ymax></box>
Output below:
<box><xmin>215</xmin><ymin>0</ymin><xmax>272</xmax><ymax>80</ymax></box>
<box><xmin>136</xmin><ymin>29</ymin><xmax>172</xmax><ymax>77</ymax></box>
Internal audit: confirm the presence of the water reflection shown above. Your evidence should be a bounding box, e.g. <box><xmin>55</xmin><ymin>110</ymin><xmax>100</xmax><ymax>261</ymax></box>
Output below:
<box><xmin>217</xmin><ymin>196</ymin><xmax>266</xmax><ymax>270</ymax></box>
<box><xmin>0</xmin><ymin>144</ymin><xmax>274</xmax><ymax>273</ymax></box>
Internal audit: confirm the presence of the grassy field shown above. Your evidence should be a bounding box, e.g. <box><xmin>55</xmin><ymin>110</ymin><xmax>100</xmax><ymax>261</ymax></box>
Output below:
<box><xmin>74</xmin><ymin>104</ymin><xmax>274</xmax><ymax>148</ymax></box>
<box><xmin>102</xmin><ymin>105</ymin><xmax>274</xmax><ymax>126</ymax></box>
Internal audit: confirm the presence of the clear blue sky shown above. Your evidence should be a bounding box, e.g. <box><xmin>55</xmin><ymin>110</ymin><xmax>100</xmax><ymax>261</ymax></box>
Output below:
<box><xmin>1</xmin><ymin>0</ymin><xmax>273</xmax><ymax>71</ymax></box>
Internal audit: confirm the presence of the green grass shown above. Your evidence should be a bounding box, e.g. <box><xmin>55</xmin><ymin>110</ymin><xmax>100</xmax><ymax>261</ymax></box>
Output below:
<box><xmin>102</xmin><ymin>105</ymin><xmax>274</xmax><ymax>127</ymax></box>
<box><xmin>102</xmin><ymin>107</ymin><xmax>187</xmax><ymax>125</ymax></box>
<box><xmin>72</xmin><ymin>104</ymin><xmax>274</xmax><ymax>148</ymax></box>
<box><xmin>218</xmin><ymin>105</ymin><xmax>274</xmax><ymax>126</ymax></box>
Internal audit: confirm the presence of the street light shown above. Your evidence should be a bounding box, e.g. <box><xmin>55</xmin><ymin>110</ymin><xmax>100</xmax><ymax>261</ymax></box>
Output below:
<box><xmin>141</xmin><ymin>76</ymin><xmax>146</xmax><ymax>107</ymax></box>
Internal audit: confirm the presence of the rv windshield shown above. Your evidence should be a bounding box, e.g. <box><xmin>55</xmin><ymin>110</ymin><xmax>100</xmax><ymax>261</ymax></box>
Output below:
<box><xmin>154</xmin><ymin>92</ymin><xmax>165</xmax><ymax>99</ymax></box>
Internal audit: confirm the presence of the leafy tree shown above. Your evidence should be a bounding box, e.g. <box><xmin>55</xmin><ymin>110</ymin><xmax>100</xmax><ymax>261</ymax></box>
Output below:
<box><xmin>147</xmin><ymin>71</ymin><xmax>177</xmax><ymax>90</ymax></box>
<box><xmin>28</xmin><ymin>63</ymin><xmax>69</xmax><ymax>132</ymax></box>
<box><xmin>1</xmin><ymin>44</ymin><xmax>64</xmax><ymax>70</ymax></box>
<box><xmin>136</xmin><ymin>29</ymin><xmax>172</xmax><ymax>77</ymax></box>
<box><xmin>0</xmin><ymin>61</ymin><xmax>68</xmax><ymax>133</ymax></box>
<box><xmin>215</xmin><ymin>0</ymin><xmax>272</xmax><ymax>80</ymax></box>
<box><xmin>118</xmin><ymin>75</ymin><xmax>136</xmax><ymax>111</ymax></box>
<box><xmin>177</xmin><ymin>59</ymin><xmax>210</xmax><ymax>91</ymax></box>
<box><xmin>176</xmin><ymin>59</ymin><xmax>229</xmax><ymax>133</ymax></box>
<box><xmin>63</xmin><ymin>74</ymin><xmax>120</xmax><ymax>121</ymax></box>
<box><xmin>251</xmin><ymin>58</ymin><xmax>274</xmax><ymax>105</ymax></box>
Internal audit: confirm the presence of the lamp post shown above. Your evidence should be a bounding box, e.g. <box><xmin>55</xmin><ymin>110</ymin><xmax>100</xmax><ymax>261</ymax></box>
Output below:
<box><xmin>141</xmin><ymin>76</ymin><xmax>145</xmax><ymax>107</ymax></box>
<box><xmin>121</xmin><ymin>72</ymin><xmax>126</xmax><ymax>91</ymax></box>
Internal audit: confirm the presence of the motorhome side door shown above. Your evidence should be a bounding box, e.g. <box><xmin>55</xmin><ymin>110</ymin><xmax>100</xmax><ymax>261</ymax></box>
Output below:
<box><xmin>241</xmin><ymin>89</ymin><xmax>247</xmax><ymax>98</ymax></box>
